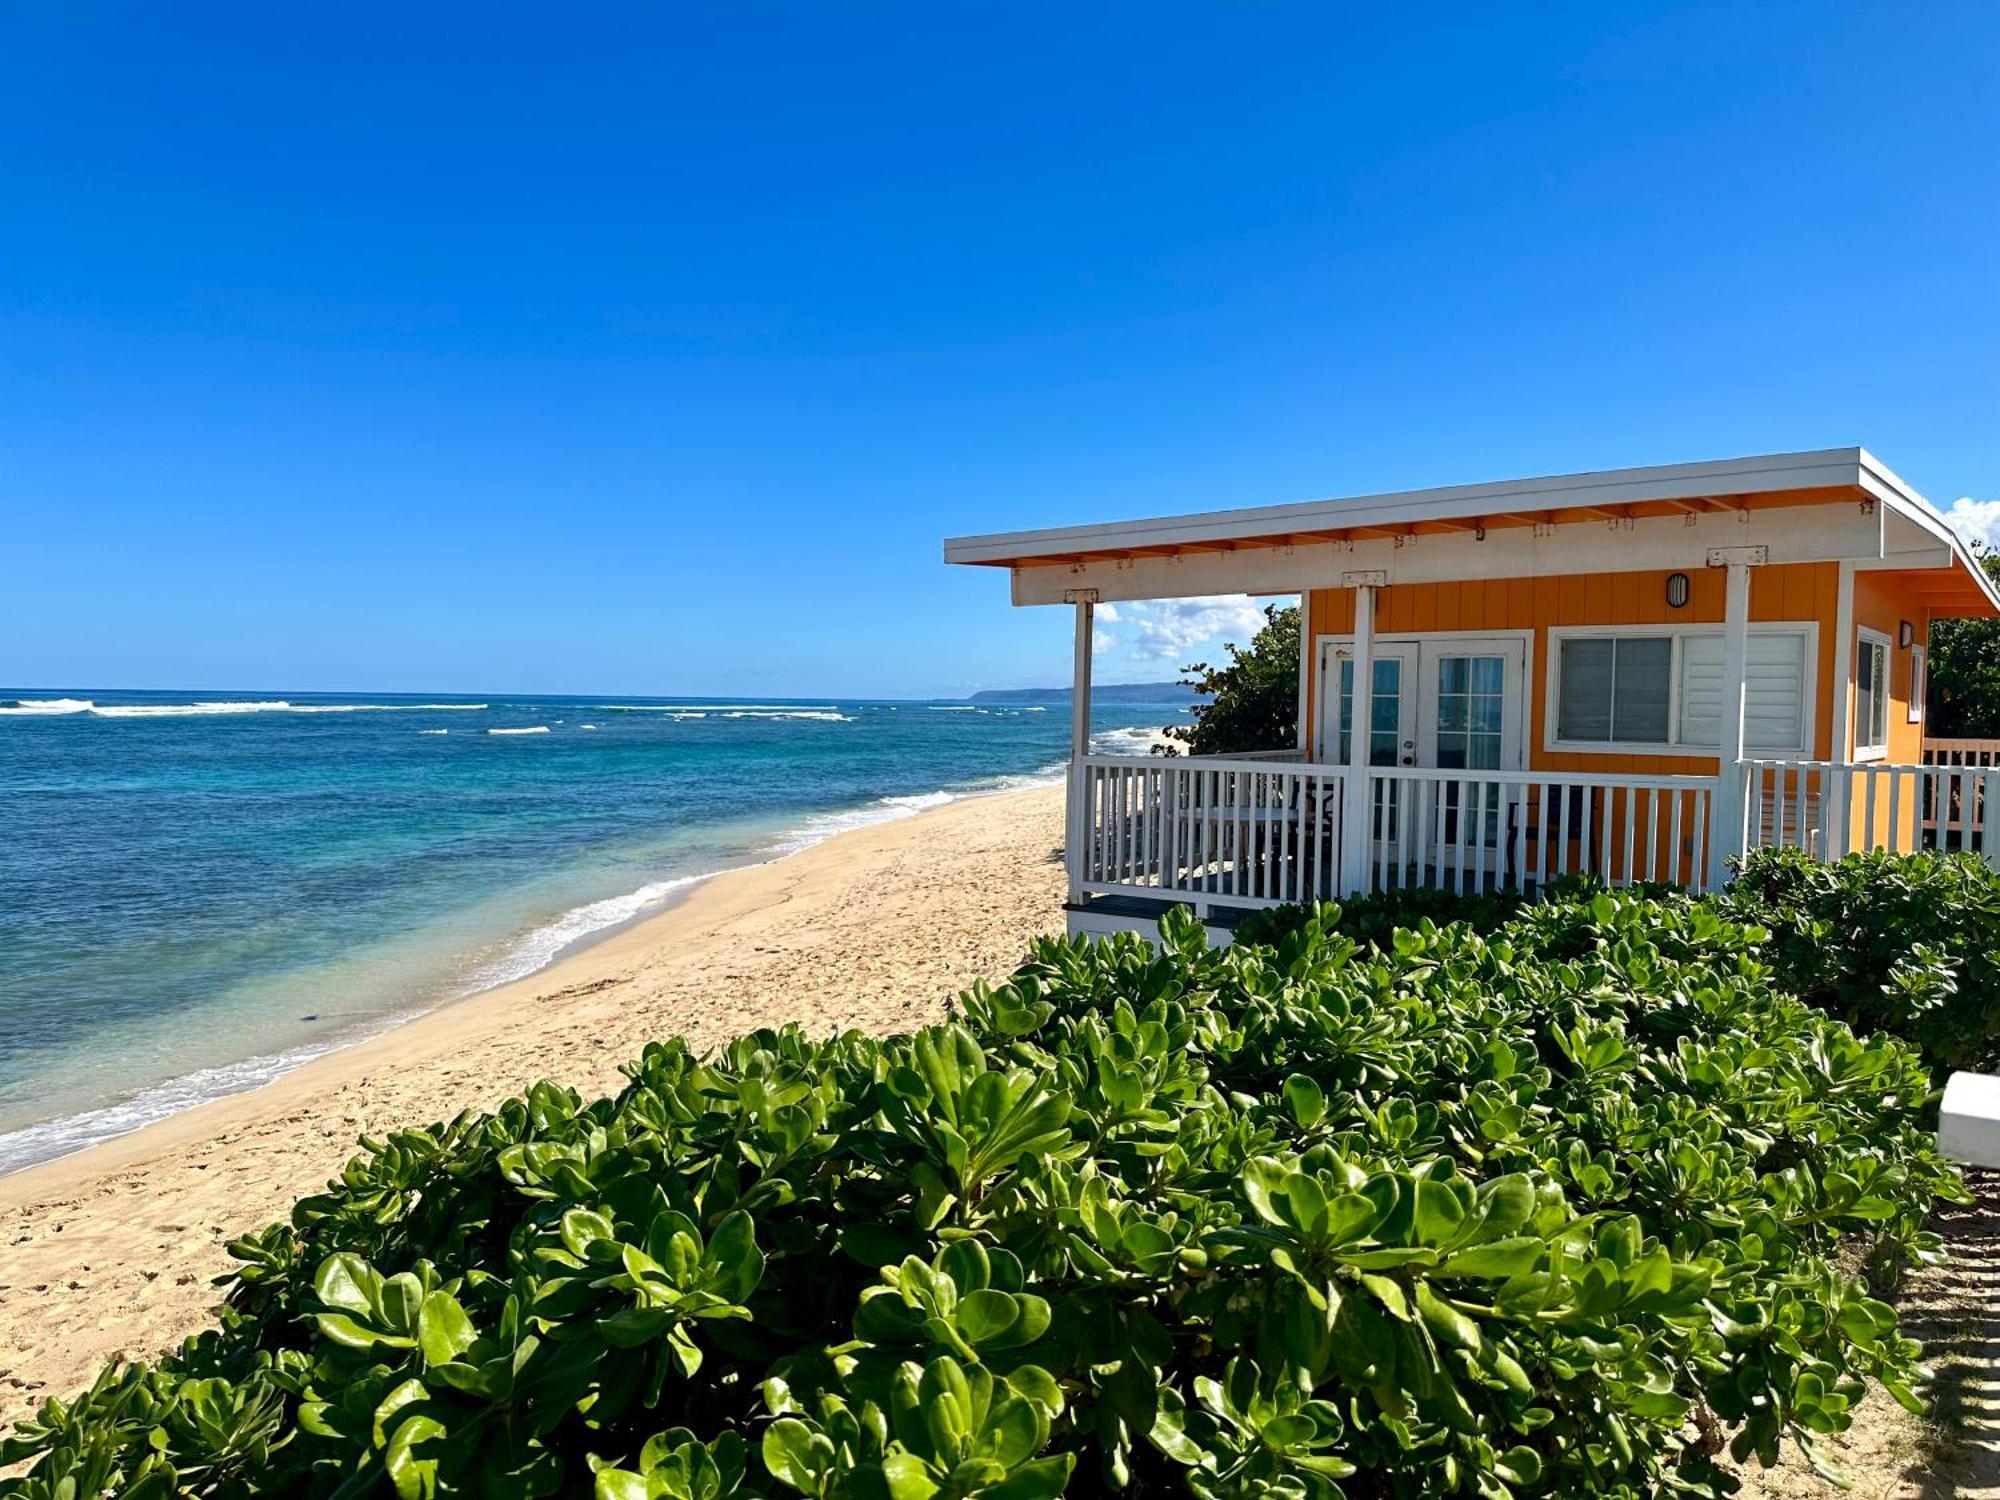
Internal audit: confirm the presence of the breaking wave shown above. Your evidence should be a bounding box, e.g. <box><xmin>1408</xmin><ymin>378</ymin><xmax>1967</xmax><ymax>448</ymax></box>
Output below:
<box><xmin>0</xmin><ymin>698</ymin><xmax>489</xmax><ymax>718</ymax></box>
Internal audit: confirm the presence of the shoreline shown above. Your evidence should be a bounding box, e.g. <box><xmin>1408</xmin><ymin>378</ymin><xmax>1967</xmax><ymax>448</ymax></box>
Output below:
<box><xmin>0</xmin><ymin>781</ymin><xmax>1070</xmax><ymax>1426</ymax></box>
<box><xmin>0</xmin><ymin>764</ymin><xmax>1067</xmax><ymax>1180</ymax></box>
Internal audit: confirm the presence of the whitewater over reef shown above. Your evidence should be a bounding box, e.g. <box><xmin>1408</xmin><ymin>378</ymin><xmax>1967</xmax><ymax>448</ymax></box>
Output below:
<box><xmin>0</xmin><ymin>688</ymin><xmax>1189</xmax><ymax>1172</ymax></box>
<box><xmin>0</xmin><ymin>697</ymin><xmax>489</xmax><ymax>717</ymax></box>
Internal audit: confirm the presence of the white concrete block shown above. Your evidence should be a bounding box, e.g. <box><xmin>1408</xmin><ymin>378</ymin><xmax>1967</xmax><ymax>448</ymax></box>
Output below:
<box><xmin>1939</xmin><ymin>1071</ymin><xmax>2000</xmax><ymax>1168</ymax></box>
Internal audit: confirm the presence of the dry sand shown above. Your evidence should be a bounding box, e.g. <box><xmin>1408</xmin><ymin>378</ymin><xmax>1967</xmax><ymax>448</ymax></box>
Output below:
<box><xmin>0</xmin><ymin>782</ymin><xmax>1068</xmax><ymax>1428</ymax></box>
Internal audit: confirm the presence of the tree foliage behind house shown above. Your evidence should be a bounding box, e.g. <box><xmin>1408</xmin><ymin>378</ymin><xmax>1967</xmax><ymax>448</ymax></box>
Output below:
<box><xmin>1925</xmin><ymin>548</ymin><xmax>2000</xmax><ymax>737</ymax></box>
<box><xmin>1160</xmin><ymin>602</ymin><xmax>1299</xmax><ymax>756</ymax></box>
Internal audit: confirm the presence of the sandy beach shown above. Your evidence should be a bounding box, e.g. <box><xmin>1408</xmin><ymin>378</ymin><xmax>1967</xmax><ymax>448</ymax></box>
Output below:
<box><xmin>0</xmin><ymin>782</ymin><xmax>1068</xmax><ymax>1429</ymax></box>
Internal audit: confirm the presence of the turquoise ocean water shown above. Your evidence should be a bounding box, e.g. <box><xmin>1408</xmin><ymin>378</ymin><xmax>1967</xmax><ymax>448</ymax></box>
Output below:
<box><xmin>0</xmin><ymin>690</ymin><xmax>1182</xmax><ymax>1173</ymax></box>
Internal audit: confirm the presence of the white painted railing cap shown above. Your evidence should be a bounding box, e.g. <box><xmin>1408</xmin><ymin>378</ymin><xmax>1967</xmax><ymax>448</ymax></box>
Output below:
<box><xmin>1939</xmin><ymin>1071</ymin><xmax>2000</xmax><ymax>1168</ymax></box>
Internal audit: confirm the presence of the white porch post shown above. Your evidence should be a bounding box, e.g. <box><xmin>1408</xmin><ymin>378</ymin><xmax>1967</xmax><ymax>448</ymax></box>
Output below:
<box><xmin>1708</xmin><ymin>547</ymin><xmax>1766</xmax><ymax>889</ymax></box>
<box><xmin>1065</xmin><ymin>590</ymin><xmax>1097</xmax><ymax>904</ymax></box>
<box><xmin>1341</xmin><ymin>573</ymin><xmax>1385</xmax><ymax>896</ymax></box>
<box><xmin>1829</xmin><ymin>560</ymin><xmax>1856</xmax><ymax>857</ymax></box>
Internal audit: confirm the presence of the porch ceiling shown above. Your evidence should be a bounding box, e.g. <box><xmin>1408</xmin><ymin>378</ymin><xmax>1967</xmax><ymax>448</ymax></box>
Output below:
<box><xmin>944</xmin><ymin>447</ymin><xmax>2000</xmax><ymax>618</ymax></box>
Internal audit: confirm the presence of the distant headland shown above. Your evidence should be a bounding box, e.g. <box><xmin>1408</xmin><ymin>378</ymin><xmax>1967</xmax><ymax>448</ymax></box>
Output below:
<box><xmin>967</xmin><ymin>681</ymin><xmax>1202</xmax><ymax>705</ymax></box>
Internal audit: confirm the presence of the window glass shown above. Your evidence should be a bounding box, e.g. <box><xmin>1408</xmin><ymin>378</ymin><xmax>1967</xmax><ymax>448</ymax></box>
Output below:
<box><xmin>1856</xmin><ymin>635</ymin><xmax>1889</xmax><ymax>750</ymax></box>
<box><xmin>1611</xmin><ymin>638</ymin><xmax>1673</xmax><ymax>744</ymax></box>
<box><xmin>1557</xmin><ymin>637</ymin><xmax>1671</xmax><ymax>744</ymax></box>
<box><xmin>1556</xmin><ymin>638</ymin><xmax>1614</xmax><ymax>741</ymax></box>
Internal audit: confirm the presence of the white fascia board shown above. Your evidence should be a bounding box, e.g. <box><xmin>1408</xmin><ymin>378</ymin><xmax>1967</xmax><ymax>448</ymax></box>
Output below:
<box><xmin>1010</xmin><ymin>502</ymin><xmax>1883</xmax><ymax>606</ymax></box>
<box><xmin>946</xmin><ymin>448</ymin><xmax>1869</xmax><ymax>566</ymax></box>
<box><xmin>1858</xmin><ymin>448</ymin><xmax>2000</xmax><ymax>612</ymax></box>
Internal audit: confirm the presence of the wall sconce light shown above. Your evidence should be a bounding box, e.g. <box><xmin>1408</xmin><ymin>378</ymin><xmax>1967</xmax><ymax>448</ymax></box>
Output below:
<box><xmin>1899</xmin><ymin>620</ymin><xmax>1915</xmax><ymax>648</ymax></box>
<box><xmin>1665</xmin><ymin>572</ymin><xmax>1691</xmax><ymax>609</ymax></box>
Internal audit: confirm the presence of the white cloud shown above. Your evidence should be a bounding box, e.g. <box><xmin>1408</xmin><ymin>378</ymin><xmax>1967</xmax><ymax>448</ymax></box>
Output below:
<box><xmin>1093</xmin><ymin>629</ymin><xmax>1118</xmax><ymax>653</ymax></box>
<box><xmin>1947</xmin><ymin>497</ymin><xmax>2000</xmax><ymax>553</ymax></box>
<box><xmin>1102</xmin><ymin>594</ymin><xmax>1272</xmax><ymax>665</ymax></box>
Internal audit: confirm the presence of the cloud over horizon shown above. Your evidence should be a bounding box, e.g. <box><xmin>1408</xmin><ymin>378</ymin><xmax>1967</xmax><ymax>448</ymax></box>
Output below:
<box><xmin>1095</xmin><ymin>595</ymin><xmax>1275</xmax><ymax>667</ymax></box>
<box><xmin>1947</xmin><ymin>497</ymin><xmax>2000</xmax><ymax>553</ymax></box>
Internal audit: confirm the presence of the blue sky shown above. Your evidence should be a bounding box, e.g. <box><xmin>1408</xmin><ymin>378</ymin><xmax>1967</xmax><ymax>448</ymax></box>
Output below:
<box><xmin>4</xmin><ymin>3</ymin><xmax>1997</xmax><ymax>698</ymax></box>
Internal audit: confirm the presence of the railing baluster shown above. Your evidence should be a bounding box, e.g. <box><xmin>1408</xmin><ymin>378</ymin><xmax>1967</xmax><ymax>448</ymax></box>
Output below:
<box><xmin>1984</xmin><ymin>768</ymin><xmax>2000</xmax><ymax>867</ymax></box>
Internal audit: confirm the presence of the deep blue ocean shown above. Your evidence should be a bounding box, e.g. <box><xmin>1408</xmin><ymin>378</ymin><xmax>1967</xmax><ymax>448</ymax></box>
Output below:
<box><xmin>0</xmin><ymin>690</ymin><xmax>1183</xmax><ymax>1172</ymax></box>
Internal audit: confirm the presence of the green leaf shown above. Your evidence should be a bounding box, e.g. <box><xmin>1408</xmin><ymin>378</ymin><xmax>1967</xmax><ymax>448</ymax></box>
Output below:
<box><xmin>762</xmin><ymin>1418</ymin><xmax>827</xmax><ymax>1493</ymax></box>
<box><xmin>1438</xmin><ymin>1236</ymin><xmax>1543</xmax><ymax>1280</ymax></box>
<box><xmin>385</xmin><ymin>1411</ymin><xmax>446</xmax><ymax>1500</ymax></box>
<box><xmin>1283</xmin><ymin>1074</ymin><xmax>1327</xmax><ymax>1129</ymax></box>
<box><xmin>314</xmin><ymin>1251</ymin><xmax>381</xmax><ymax>1317</ymax></box>
<box><xmin>1360</xmin><ymin>1273</ymin><xmax>1411</xmax><ymax>1321</ymax></box>
<box><xmin>880</xmin><ymin>1451</ymin><xmax>942</xmax><ymax>1500</ymax></box>
<box><xmin>417</xmin><ymin>1291</ymin><xmax>476</xmax><ymax>1367</ymax></box>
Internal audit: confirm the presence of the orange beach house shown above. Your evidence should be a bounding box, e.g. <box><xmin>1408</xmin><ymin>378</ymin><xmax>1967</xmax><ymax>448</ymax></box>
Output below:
<box><xmin>947</xmin><ymin>449</ymin><xmax>2000</xmax><ymax>943</ymax></box>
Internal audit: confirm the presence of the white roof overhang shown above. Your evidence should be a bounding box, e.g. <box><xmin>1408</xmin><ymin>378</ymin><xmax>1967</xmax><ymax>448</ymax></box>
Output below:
<box><xmin>944</xmin><ymin>447</ymin><xmax>2000</xmax><ymax>616</ymax></box>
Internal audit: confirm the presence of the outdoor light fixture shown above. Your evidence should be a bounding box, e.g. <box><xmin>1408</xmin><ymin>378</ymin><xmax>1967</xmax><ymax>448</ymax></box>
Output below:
<box><xmin>1665</xmin><ymin>572</ymin><xmax>1690</xmax><ymax>608</ymax></box>
<box><xmin>1899</xmin><ymin>620</ymin><xmax>1915</xmax><ymax>648</ymax></box>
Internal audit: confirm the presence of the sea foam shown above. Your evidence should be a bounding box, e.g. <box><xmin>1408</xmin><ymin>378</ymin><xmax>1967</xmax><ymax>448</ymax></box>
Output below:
<box><xmin>0</xmin><ymin>697</ymin><xmax>95</xmax><ymax>715</ymax></box>
<box><xmin>455</xmin><ymin>874</ymin><xmax>709</xmax><ymax>994</ymax></box>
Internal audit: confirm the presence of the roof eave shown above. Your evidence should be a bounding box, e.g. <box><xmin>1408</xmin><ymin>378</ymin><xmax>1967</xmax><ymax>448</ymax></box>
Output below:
<box><xmin>943</xmin><ymin>448</ymin><xmax>1872</xmax><ymax>567</ymax></box>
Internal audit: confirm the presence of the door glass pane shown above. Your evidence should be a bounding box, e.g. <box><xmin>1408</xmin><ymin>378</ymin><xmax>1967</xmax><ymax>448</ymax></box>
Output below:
<box><xmin>1436</xmin><ymin>654</ymin><xmax>1507</xmax><ymax>844</ymax></box>
<box><xmin>1435</xmin><ymin>654</ymin><xmax>1505</xmax><ymax>772</ymax></box>
<box><xmin>1338</xmin><ymin>657</ymin><xmax>1402</xmax><ymax>766</ymax></box>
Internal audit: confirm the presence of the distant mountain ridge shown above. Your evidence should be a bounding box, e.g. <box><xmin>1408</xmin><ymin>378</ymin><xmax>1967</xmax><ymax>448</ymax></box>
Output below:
<box><xmin>968</xmin><ymin>681</ymin><xmax>1203</xmax><ymax>705</ymax></box>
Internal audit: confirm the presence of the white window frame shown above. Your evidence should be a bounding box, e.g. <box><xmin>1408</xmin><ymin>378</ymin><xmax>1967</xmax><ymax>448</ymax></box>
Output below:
<box><xmin>1855</xmin><ymin>627</ymin><xmax>1892</xmax><ymax>760</ymax></box>
<box><xmin>1908</xmin><ymin>643</ymin><xmax>1926</xmax><ymax>725</ymax></box>
<box><xmin>1543</xmin><ymin>621</ymin><xmax>1818</xmax><ymax>758</ymax></box>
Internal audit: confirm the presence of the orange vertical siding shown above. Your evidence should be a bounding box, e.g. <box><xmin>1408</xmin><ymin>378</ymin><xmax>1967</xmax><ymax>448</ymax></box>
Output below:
<box><xmin>1300</xmin><ymin>563</ymin><xmax>1841</xmax><ymax>772</ymax></box>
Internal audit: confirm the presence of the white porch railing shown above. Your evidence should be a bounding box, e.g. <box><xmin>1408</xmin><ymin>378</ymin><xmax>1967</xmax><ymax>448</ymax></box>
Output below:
<box><xmin>1744</xmin><ymin>759</ymin><xmax>2000</xmax><ymax>863</ymax></box>
<box><xmin>1077</xmin><ymin>755</ymin><xmax>1345</xmax><ymax>910</ymax></box>
<box><xmin>1359</xmin><ymin>768</ymin><xmax>1716</xmax><ymax>896</ymax></box>
<box><xmin>1074</xmin><ymin>747</ymin><xmax>2000</xmax><ymax>919</ymax></box>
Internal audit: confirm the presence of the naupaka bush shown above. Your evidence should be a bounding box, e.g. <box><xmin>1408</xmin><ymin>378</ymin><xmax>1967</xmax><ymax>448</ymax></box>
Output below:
<box><xmin>0</xmin><ymin>888</ymin><xmax>1960</xmax><ymax>1498</ymax></box>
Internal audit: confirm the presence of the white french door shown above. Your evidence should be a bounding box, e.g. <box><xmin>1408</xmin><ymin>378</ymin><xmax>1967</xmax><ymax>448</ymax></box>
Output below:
<box><xmin>1321</xmin><ymin>642</ymin><xmax>1418</xmax><ymax>769</ymax></box>
<box><xmin>1318</xmin><ymin>636</ymin><xmax>1527</xmax><ymax>772</ymax></box>
<box><xmin>1320</xmin><ymin>636</ymin><xmax>1529</xmax><ymax>878</ymax></box>
<box><xmin>1416</xmin><ymin>640</ymin><xmax>1528</xmax><ymax>873</ymax></box>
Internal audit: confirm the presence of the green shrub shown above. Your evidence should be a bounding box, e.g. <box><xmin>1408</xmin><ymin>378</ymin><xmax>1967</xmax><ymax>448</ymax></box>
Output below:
<box><xmin>1725</xmin><ymin>846</ymin><xmax>2000</xmax><ymax>1074</ymax></box>
<box><xmin>1233</xmin><ymin>884</ymin><xmax>1523</xmax><ymax>951</ymax></box>
<box><xmin>0</xmin><ymin>892</ymin><xmax>1961</xmax><ymax>1498</ymax></box>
